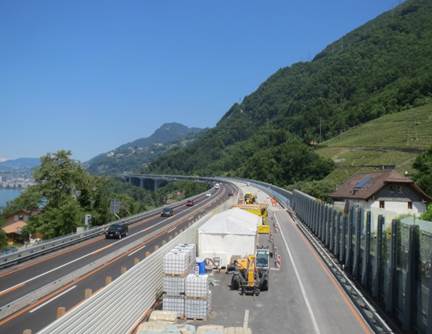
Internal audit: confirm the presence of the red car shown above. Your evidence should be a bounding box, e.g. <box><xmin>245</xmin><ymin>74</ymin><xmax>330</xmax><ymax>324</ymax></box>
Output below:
<box><xmin>186</xmin><ymin>200</ymin><xmax>194</xmax><ymax>207</ymax></box>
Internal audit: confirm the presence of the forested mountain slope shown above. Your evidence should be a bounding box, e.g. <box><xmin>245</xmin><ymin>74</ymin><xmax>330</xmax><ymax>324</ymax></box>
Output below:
<box><xmin>149</xmin><ymin>0</ymin><xmax>432</xmax><ymax>186</ymax></box>
<box><xmin>87</xmin><ymin>123</ymin><xmax>202</xmax><ymax>175</ymax></box>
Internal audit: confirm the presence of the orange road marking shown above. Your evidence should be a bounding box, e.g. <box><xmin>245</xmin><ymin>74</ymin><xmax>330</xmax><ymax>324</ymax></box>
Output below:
<box><xmin>0</xmin><ymin>197</ymin><xmax>214</xmax><ymax>326</ymax></box>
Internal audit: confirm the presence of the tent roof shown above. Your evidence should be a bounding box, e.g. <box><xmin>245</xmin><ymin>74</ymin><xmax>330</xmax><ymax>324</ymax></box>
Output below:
<box><xmin>199</xmin><ymin>207</ymin><xmax>259</xmax><ymax>236</ymax></box>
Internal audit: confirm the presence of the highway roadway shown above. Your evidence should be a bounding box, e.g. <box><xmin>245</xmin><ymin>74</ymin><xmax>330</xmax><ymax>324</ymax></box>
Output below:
<box><xmin>221</xmin><ymin>183</ymin><xmax>375</xmax><ymax>334</ymax></box>
<box><xmin>0</xmin><ymin>183</ymin><xmax>236</xmax><ymax>334</ymax></box>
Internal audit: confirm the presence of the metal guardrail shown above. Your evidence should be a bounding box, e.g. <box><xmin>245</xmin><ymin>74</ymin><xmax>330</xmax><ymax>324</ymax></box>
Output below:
<box><xmin>0</xmin><ymin>188</ymin><xmax>211</xmax><ymax>269</ymax></box>
<box><xmin>38</xmin><ymin>185</ymin><xmax>235</xmax><ymax>334</ymax></box>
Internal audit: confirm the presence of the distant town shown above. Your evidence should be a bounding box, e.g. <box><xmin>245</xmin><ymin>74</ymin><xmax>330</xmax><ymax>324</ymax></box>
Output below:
<box><xmin>0</xmin><ymin>175</ymin><xmax>35</xmax><ymax>189</ymax></box>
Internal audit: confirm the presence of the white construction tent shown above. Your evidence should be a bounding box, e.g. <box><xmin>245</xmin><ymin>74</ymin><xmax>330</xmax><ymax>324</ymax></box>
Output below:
<box><xmin>198</xmin><ymin>207</ymin><xmax>260</xmax><ymax>267</ymax></box>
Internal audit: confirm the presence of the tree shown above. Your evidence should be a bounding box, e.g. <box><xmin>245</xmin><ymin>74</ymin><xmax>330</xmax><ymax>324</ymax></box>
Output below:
<box><xmin>422</xmin><ymin>204</ymin><xmax>432</xmax><ymax>222</ymax></box>
<box><xmin>413</xmin><ymin>146</ymin><xmax>432</xmax><ymax>196</ymax></box>
<box><xmin>0</xmin><ymin>216</ymin><xmax>8</xmax><ymax>249</ymax></box>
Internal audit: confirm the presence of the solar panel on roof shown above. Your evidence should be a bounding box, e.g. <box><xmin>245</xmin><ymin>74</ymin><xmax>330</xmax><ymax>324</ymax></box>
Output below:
<box><xmin>355</xmin><ymin>175</ymin><xmax>372</xmax><ymax>189</ymax></box>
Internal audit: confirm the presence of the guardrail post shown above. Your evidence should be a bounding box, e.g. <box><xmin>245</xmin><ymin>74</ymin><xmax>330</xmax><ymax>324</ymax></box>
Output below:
<box><xmin>403</xmin><ymin>224</ymin><xmax>418</xmax><ymax>331</ymax></box>
<box><xmin>309</xmin><ymin>199</ymin><xmax>314</xmax><ymax>228</ymax></box>
<box><xmin>428</xmin><ymin>252</ymin><xmax>432</xmax><ymax>334</ymax></box>
<box><xmin>305</xmin><ymin>199</ymin><xmax>310</xmax><ymax>227</ymax></box>
<box><xmin>345</xmin><ymin>207</ymin><xmax>354</xmax><ymax>273</ymax></box>
<box><xmin>335</xmin><ymin>212</ymin><xmax>341</xmax><ymax>258</ymax></box>
<box><xmin>340</xmin><ymin>214</ymin><xmax>347</xmax><ymax>264</ymax></box>
<box><xmin>329</xmin><ymin>209</ymin><xmax>333</xmax><ymax>252</ymax></box>
<box><xmin>320</xmin><ymin>204</ymin><xmax>326</xmax><ymax>241</ymax></box>
<box><xmin>325</xmin><ymin>206</ymin><xmax>332</xmax><ymax>249</ymax></box>
<box><xmin>319</xmin><ymin>203</ymin><xmax>324</xmax><ymax>241</ymax></box>
<box><xmin>372</xmin><ymin>215</ymin><xmax>384</xmax><ymax>300</ymax></box>
<box><xmin>325</xmin><ymin>206</ymin><xmax>330</xmax><ymax>247</ymax></box>
<box><xmin>314</xmin><ymin>201</ymin><xmax>319</xmax><ymax>235</ymax></box>
<box><xmin>361</xmin><ymin>211</ymin><xmax>371</xmax><ymax>288</ymax></box>
<box><xmin>353</xmin><ymin>208</ymin><xmax>363</xmax><ymax>280</ymax></box>
<box><xmin>311</xmin><ymin>201</ymin><xmax>316</xmax><ymax>234</ymax></box>
<box><xmin>385</xmin><ymin>219</ymin><xmax>398</xmax><ymax>315</ymax></box>
<box><xmin>330</xmin><ymin>208</ymin><xmax>336</xmax><ymax>250</ymax></box>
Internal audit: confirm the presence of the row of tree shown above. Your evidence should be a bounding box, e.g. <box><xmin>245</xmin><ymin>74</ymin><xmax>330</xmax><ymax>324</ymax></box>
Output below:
<box><xmin>0</xmin><ymin>150</ymin><xmax>209</xmax><ymax>249</ymax></box>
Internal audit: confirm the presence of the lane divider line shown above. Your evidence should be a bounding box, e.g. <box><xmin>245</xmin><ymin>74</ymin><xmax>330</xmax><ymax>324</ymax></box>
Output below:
<box><xmin>0</xmin><ymin>194</ymin><xmax>209</xmax><ymax>279</ymax></box>
<box><xmin>288</xmin><ymin>214</ymin><xmax>373</xmax><ymax>334</ymax></box>
<box><xmin>0</xmin><ymin>201</ymin><xmax>208</xmax><ymax>296</ymax></box>
<box><xmin>29</xmin><ymin>285</ymin><xmax>77</xmax><ymax>314</ymax></box>
<box><xmin>274</xmin><ymin>213</ymin><xmax>321</xmax><ymax>334</ymax></box>
<box><xmin>0</xmin><ymin>188</ymin><xmax>227</xmax><ymax>326</ymax></box>
<box><xmin>243</xmin><ymin>309</ymin><xmax>250</xmax><ymax>329</ymax></box>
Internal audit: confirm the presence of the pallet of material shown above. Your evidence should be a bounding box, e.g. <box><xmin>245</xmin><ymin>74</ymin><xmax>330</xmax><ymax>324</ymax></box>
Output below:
<box><xmin>163</xmin><ymin>276</ymin><xmax>186</xmax><ymax>296</ymax></box>
<box><xmin>185</xmin><ymin>274</ymin><xmax>209</xmax><ymax>298</ymax></box>
<box><xmin>162</xmin><ymin>295</ymin><xmax>185</xmax><ymax>318</ymax></box>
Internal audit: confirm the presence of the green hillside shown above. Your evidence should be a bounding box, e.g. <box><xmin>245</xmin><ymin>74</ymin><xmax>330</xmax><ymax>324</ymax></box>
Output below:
<box><xmin>149</xmin><ymin>0</ymin><xmax>432</xmax><ymax>187</ymax></box>
<box><xmin>87</xmin><ymin>123</ymin><xmax>203</xmax><ymax>175</ymax></box>
<box><xmin>296</xmin><ymin>103</ymin><xmax>432</xmax><ymax>198</ymax></box>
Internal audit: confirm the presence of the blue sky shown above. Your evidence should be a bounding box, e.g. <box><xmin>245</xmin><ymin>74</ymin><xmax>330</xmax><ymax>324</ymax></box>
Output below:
<box><xmin>1</xmin><ymin>0</ymin><xmax>399</xmax><ymax>162</ymax></box>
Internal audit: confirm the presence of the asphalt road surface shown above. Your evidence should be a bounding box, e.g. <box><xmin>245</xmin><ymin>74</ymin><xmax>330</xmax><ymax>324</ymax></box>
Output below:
<box><xmin>195</xmin><ymin>183</ymin><xmax>373</xmax><ymax>334</ymax></box>
<box><xmin>0</xmin><ymin>183</ymin><xmax>235</xmax><ymax>334</ymax></box>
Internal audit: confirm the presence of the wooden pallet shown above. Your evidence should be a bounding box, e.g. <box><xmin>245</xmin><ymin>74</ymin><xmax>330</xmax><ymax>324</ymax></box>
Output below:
<box><xmin>164</xmin><ymin>272</ymin><xmax>188</xmax><ymax>277</ymax></box>
<box><xmin>184</xmin><ymin>295</ymin><xmax>208</xmax><ymax>300</ymax></box>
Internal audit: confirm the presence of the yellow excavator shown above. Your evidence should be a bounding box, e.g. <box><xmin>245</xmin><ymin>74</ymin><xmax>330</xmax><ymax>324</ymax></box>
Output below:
<box><xmin>230</xmin><ymin>248</ymin><xmax>269</xmax><ymax>295</ymax></box>
<box><xmin>244</xmin><ymin>192</ymin><xmax>256</xmax><ymax>205</ymax></box>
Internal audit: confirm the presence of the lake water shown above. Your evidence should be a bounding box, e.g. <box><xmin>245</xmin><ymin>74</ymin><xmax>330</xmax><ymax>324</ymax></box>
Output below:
<box><xmin>0</xmin><ymin>188</ymin><xmax>21</xmax><ymax>209</ymax></box>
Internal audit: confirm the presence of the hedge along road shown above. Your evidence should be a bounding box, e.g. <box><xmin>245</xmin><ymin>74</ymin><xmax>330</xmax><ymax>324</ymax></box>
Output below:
<box><xmin>0</xmin><ymin>183</ymin><xmax>234</xmax><ymax>334</ymax></box>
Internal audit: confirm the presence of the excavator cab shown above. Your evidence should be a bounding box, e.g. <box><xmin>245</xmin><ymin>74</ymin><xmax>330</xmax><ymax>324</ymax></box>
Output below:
<box><xmin>230</xmin><ymin>253</ymin><xmax>269</xmax><ymax>296</ymax></box>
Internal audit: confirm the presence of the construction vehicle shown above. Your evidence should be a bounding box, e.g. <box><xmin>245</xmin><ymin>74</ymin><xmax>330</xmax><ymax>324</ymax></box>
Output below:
<box><xmin>243</xmin><ymin>192</ymin><xmax>256</xmax><ymax>205</ymax></box>
<box><xmin>230</xmin><ymin>248</ymin><xmax>269</xmax><ymax>295</ymax></box>
<box><xmin>235</xmin><ymin>203</ymin><xmax>270</xmax><ymax>234</ymax></box>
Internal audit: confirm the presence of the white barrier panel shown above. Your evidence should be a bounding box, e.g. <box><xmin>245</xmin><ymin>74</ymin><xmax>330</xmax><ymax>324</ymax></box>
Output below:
<box><xmin>38</xmin><ymin>193</ymin><xmax>235</xmax><ymax>334</ymax></box>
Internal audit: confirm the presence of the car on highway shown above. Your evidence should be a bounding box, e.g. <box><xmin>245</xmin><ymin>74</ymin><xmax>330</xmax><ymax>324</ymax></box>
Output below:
<box><xmin>161</xmin><ymin>207</ymin><xmax>174</xmax><ymax>217</ymax></box>
<box><xmin>105</xmin><ymin>223</ymin><xmax>128</xmax><ymax>239</ymax></box>
<box><xmin>228</xmin><ymin>191</ymin><xmax>234</xmax><ymax>197</ymax></box>
<box><xmin>205</xmin><ymin>193</ymin><xmax>212</xmax><ymax>197</ymax></box>
<box><xmin>185</xmin><ymin>200</ymin><xmax>195</xmax><ymax>207</ymax></box>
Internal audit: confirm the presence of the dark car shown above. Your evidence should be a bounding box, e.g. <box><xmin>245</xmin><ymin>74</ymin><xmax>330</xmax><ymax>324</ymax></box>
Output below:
<box><xmin>105</xmin><ymin>223</ymin><xmax>128</xmax><ymax>239</ymax></box>
<box><xmin>228</xmin><ymin>192</ymin><xmax>234</xmax><ymax>197</ymax></box>
<box><xmin>161</xmin><ymin>207</ymin><xmax>174</xmax><ymax>217</ymax></box>
<box><xmin>185</xmin><ymin>200</ymin><xmax>194</xmax><ymax>207</ymax></box>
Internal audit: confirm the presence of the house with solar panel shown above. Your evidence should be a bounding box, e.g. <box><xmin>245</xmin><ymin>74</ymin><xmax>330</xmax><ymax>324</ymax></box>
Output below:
<box><xmin>330</xmin><ymin>170</ymin><xmax>432</xmax><ymax>216</ymax></box>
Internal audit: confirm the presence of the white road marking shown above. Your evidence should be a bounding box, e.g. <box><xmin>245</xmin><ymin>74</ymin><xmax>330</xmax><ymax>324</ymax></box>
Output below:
<box><xmin>167</xmin><ymin>226</ymin><xmax>176</xmax><ymax>233</ymax></box>
<box><xmin>0</xmin><ymin>201</ymin><xmax>207</xmax><ymax>296</ymax></box>
<box><xmin>127</xmin><ymin>244</ymin><xmax>147</xmax><ymax>257</ymax></box>
<box><xmin>243</xmin><ymin>309</ymin><xmax>250</xmax><ymax>329</ymax></box>
<box><xmin>274</xmin><ymin>212</ymin><xmax>321</xmax><ymax>334</ymax></box>
<box><xmin>29</xmin><ymin>285</ymin><xmax>77</xmax><ymax>313</ymax></box>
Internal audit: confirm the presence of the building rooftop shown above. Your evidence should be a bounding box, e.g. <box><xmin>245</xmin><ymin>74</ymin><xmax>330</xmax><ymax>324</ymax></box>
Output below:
<box><xmin>330</xmin><ymin>170</ymin><xmax>432</xmax><ymax>201</ymax></box>
<box><xmin>2</xmin><ymin>220</ymin><xmax>26</xmax><ymax>234</ymax></box>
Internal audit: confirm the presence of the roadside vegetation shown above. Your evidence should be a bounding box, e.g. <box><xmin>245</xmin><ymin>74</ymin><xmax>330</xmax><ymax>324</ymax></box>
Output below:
<box><xmin>412</xmin><ymin>146</ymin><xmax>432</xmax><ymax>221</ymax></box>
<box><xmin>298</xmin><ymin>103</ymin><xmax>432</xmax><ymax>199</ymax></box>
<box><xmin>0</xmin><ymin>150</ymin><xmax>209</xmax><ymax>249</ymax></box>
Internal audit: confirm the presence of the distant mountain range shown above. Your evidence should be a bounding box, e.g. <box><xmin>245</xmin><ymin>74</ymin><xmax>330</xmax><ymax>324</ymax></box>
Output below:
<box><xmin>0</xmin><ymin>158</ymin><xmax>40</xmax><ymax>172</ymax></box>
<box><xmin>86</xmin><ymin>122</ymin><xmax>203</xmax><ymax>175</ymax></box>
